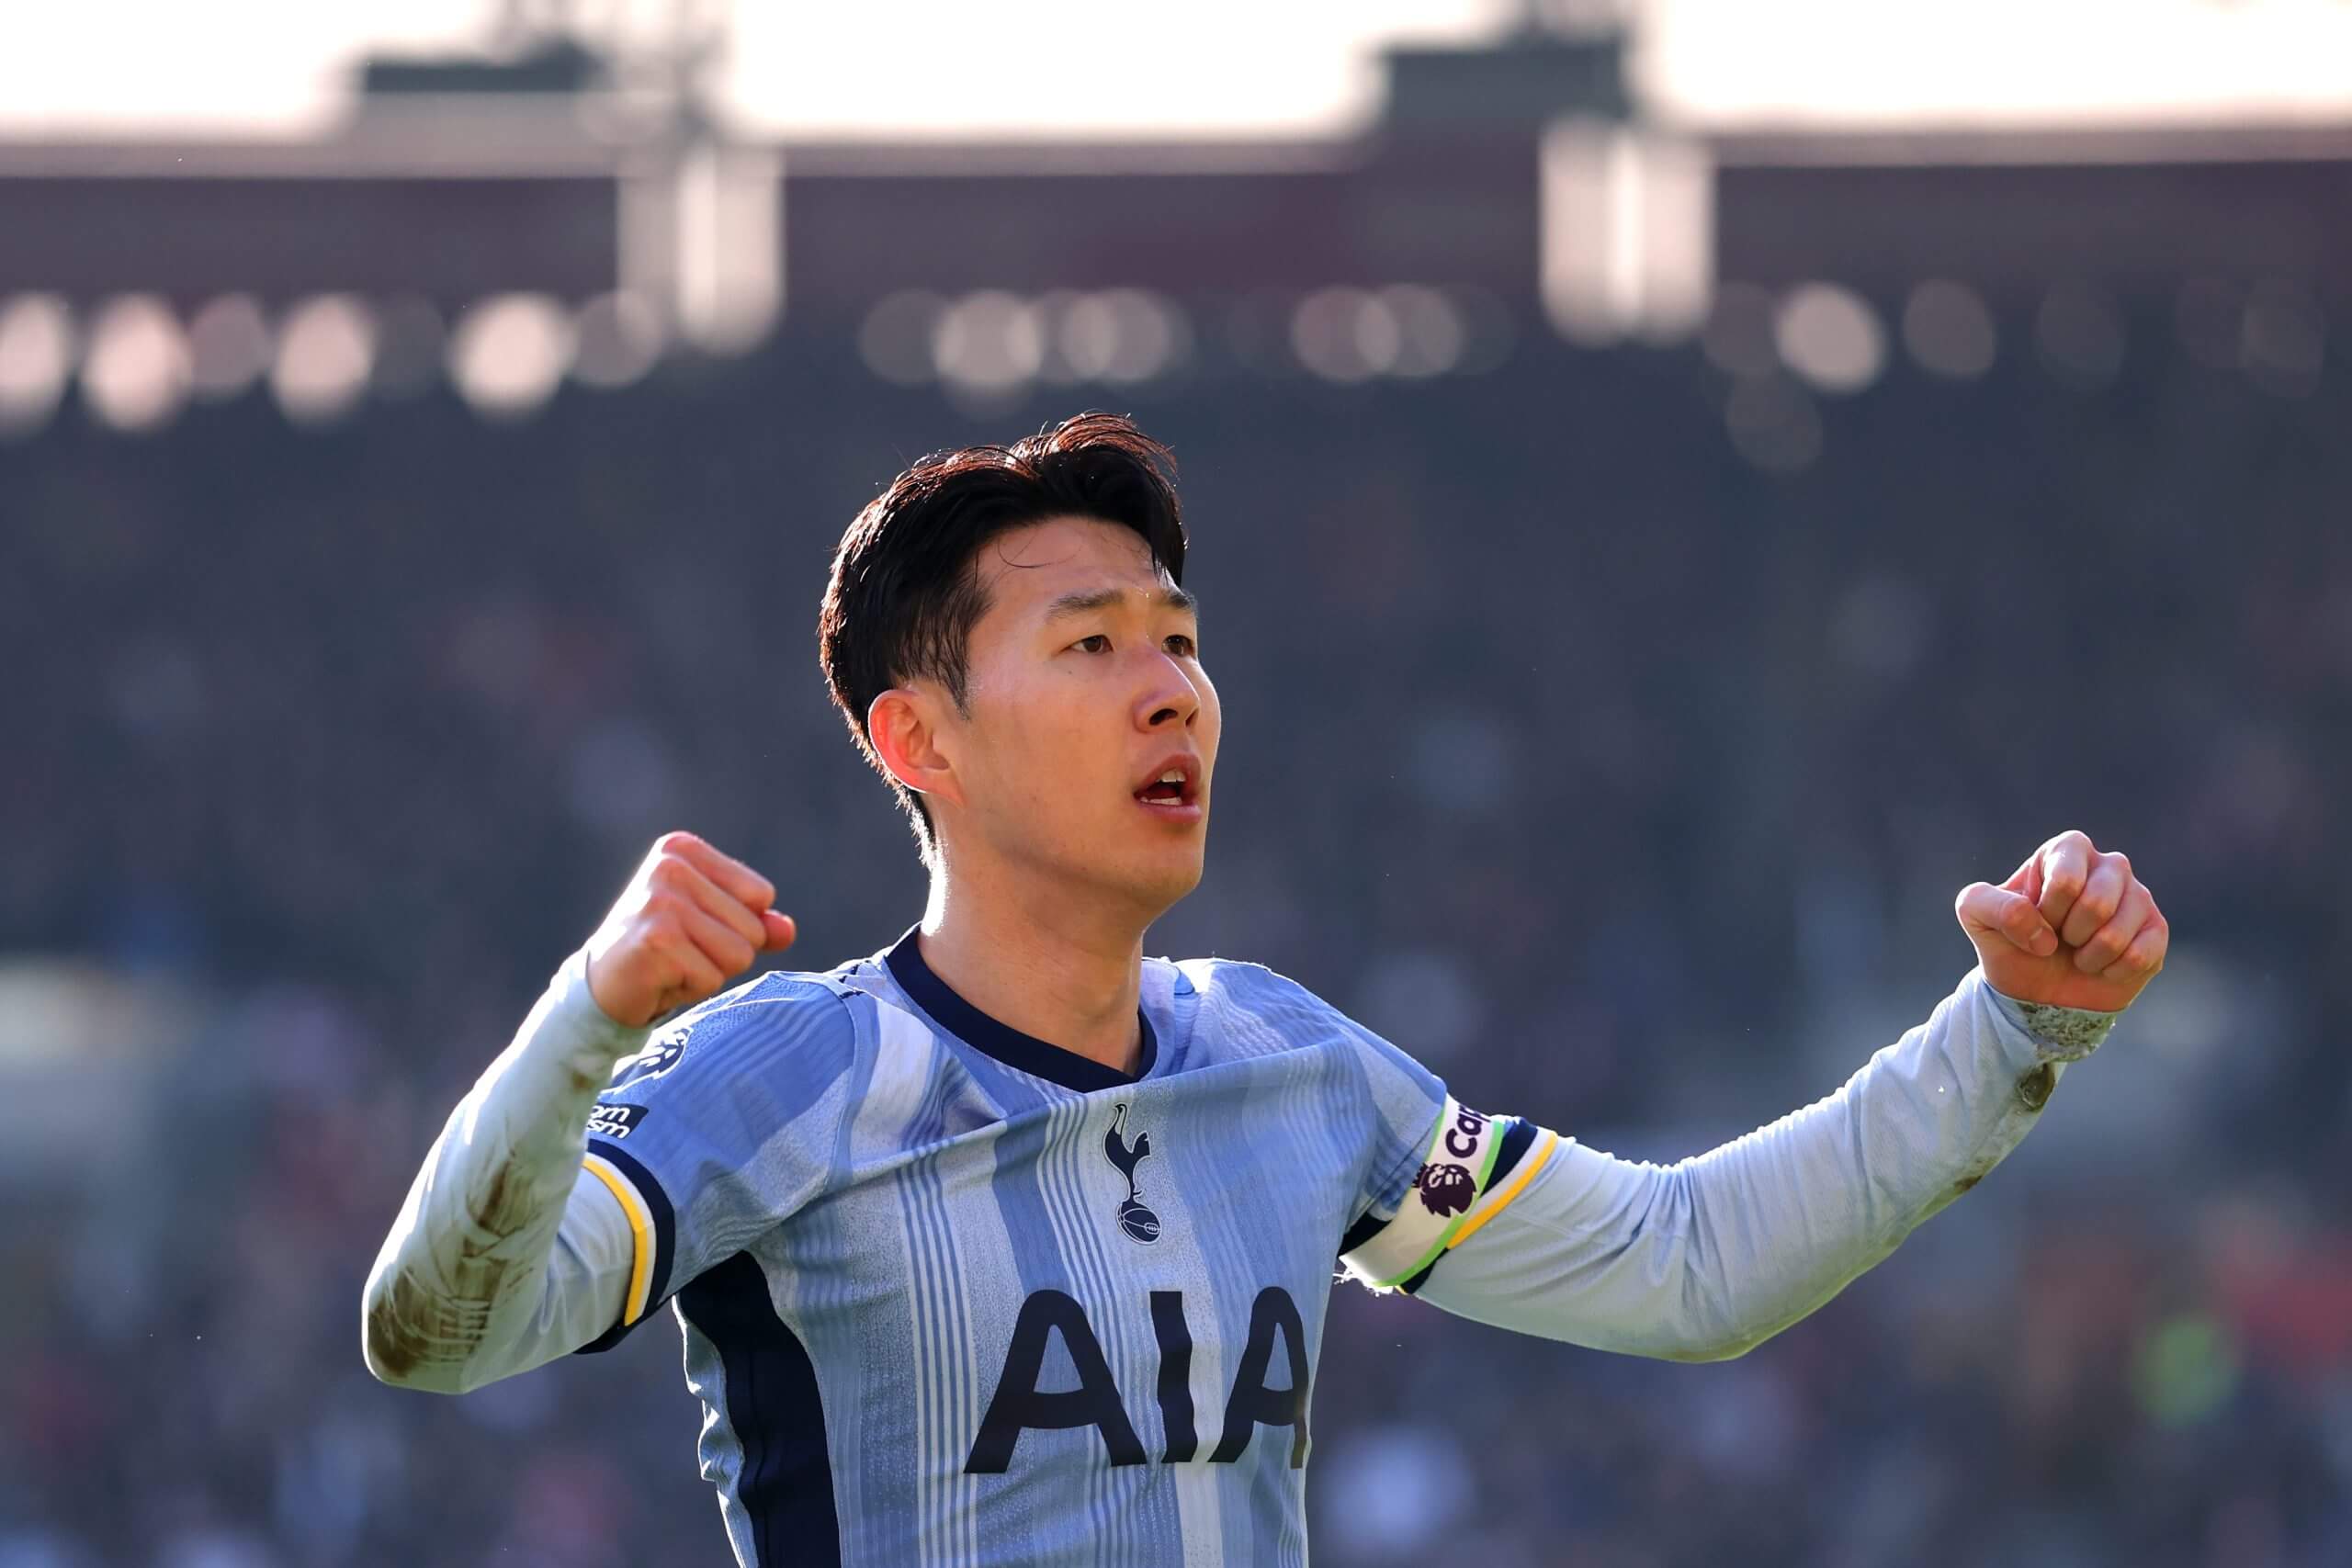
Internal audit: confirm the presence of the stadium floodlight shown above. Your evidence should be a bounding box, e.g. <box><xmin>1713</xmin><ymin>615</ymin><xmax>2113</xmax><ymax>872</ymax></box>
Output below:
<box><xmin>271</xmin><ymin>296</ymin><xmax>377</xmax><ymax>426</ymax></box>
<box><xmin>1291</xmin><ymin>288</ymin><xmax>1387</xmax><ymax>383</ymax></box>
<box><xmin>859</xmin><ymin>291</ymin><xmax>949</xmax><ymax>386</ymax></box>
<box><xmin>1377</xmin><ymin>287</ymin><xmax>1467</xmax><ymax>378</ymax></box>
<box><xmin>1775</xmin><ymin>283</ymin><xmax>1885</xmax><ymax>396</ymax></box>
<box><xmin>449</xmin><ymin>293</ymin><xmax>575</xmax><ymax>418</ymax></box>
<box><xmin>1902</xmin><ymin>281</ymin><xmax>1998</xmax><ymax>381</ymax></box>
<box><xmin>1057</xmin><ymin>290</ymin><xmax>1189</xmax><ymax>386</ymax></box>
<box><xmin>932</xmin><ymin>291</ymin><xmax>1046</xmax><ymax>396</ymax></box>
<box><xmin>80</xmin><ymin>295</ymin><xmax>191</xmax><ymax>434</ymax></box>
<box><xmin>0</xmin><ymin>293</ymin><xmax>74</xmax><ymax>438</ymax></box>
<box><xmin>186</xmin><ymin>296</ymin><xmax>273</xmax><ymax>401</ymax></box>
<box><xmin>571</xmin><ymin>291</ymin><xmax>666</xmax><ymax>390</ymax></box>
<box><xmin>2240</xmin><ymin>279</ymin><xmax>2325</xmax><ymax>399</ymax></box>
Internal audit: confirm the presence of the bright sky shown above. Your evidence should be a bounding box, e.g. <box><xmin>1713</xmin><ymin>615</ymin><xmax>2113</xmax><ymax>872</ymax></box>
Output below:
<box><xmin>4</xmin><ymin>0</ymin><xmax>2351</xmax><ymax>138</ymax></box>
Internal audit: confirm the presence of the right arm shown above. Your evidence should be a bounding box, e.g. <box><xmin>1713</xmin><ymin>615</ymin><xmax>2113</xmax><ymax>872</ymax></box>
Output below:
<box><xmin>360</xmin><ymin>830</ymin><xmax>796</xmax><ymax>1393</ymax></box>
<box><xmin>360</xmin><ymin>949</ymin><xmax>649</xmax><ymax>1393</ymax></box>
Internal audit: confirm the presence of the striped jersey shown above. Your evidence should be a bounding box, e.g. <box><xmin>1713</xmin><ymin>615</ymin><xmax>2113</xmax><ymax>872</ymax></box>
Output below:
<box><xmin>572</xmin><ymin>928</ymin><xmax>1543</xmax><ymax>1568</ymax></box>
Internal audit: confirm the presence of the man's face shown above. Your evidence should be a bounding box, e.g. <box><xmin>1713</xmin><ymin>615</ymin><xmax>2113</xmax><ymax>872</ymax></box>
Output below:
<box><xmin>930</xmin><ymin>515</ymin><xmax>1217</xmax><ymax>915</ymax></box>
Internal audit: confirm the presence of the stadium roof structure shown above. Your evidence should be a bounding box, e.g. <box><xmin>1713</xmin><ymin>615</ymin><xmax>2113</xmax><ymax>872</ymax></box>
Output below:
<box><xmin>4</xmin><ymin>98</ymin><xmax>2350</xmax><ymax>321</ymax></box>
<box><xmin>2</xmin><ymin>30</ymin><xmax>2348</xmax><ymax>427</ymax></box>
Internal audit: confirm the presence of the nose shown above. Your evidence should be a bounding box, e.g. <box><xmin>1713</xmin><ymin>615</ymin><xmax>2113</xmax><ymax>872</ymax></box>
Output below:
<box><xmin>1134</xmin><ymin>649</ymin><xmax>1200</xmax><ymax>732</ymax></box>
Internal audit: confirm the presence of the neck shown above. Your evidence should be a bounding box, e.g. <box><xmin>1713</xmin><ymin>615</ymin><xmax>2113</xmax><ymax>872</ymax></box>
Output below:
<box><xmin>915</xmin><ymin>849</ymin><xmax>1151</xmax><ymax>1077</ymax></box>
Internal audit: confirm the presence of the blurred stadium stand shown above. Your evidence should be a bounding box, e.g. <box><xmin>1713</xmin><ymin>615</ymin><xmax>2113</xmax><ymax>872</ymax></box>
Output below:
<box><xmin>2</xmin><ymin>17</ymin><xmax>2348</xmax><ymax>1568</ymax></box>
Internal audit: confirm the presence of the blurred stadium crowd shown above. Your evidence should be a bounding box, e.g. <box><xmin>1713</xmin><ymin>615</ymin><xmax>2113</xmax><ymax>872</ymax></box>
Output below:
<box><xmin>2</xmin><ymin>293</ymin><xmax>2348</xmax><ymax>1567</ymax></box>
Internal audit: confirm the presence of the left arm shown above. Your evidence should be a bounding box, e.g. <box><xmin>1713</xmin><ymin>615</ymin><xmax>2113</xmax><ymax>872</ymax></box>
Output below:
<box><xmin>1345</xmin><ymin>830</ymin><xmax>2165</xmax><ymax>1361</ymax></box>
<box><xmin>1385</xmin><ymin>970</ymin><xmax>2106</xmax><ymax>1360</ymax></box>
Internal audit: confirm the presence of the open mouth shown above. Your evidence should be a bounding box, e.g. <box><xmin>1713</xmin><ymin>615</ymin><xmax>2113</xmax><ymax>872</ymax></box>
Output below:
<box><xmin>1133</xmin><ymin>760</ymin><xmax>1200</xmax><ymax>810</ymax></box>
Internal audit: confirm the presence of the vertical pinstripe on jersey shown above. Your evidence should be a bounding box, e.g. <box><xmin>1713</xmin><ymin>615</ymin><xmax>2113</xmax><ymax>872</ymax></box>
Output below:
<box><xmin>588</xmin><ymin>947</ymin><xmax>1452</xmax><ymax>1568</ymax></box>
<box><xmin>899</xmin><ymin>1059</ymin><xmax>979</xmax><ymax>1567</ymax></box>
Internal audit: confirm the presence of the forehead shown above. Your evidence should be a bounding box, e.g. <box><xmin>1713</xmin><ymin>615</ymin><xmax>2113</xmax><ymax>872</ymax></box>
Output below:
<box><xmin>972</xmin><ymin>516</ymin><xmax>1174</xmax><ymax>616</ymax></box>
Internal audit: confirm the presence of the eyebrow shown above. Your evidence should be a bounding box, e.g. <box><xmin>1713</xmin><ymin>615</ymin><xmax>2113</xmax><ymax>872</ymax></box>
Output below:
<box><xmin>1041</xmin><ymin>585</ymin><xmax>1197</xmax><ymax>622</ymax></box>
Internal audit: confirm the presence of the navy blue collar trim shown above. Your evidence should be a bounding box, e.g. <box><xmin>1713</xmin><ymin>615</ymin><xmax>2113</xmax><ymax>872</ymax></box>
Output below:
<box><xmin>884</xmin><ymin>926</ymin><xmax>1155</xmax><ymax>1093</ymax></box>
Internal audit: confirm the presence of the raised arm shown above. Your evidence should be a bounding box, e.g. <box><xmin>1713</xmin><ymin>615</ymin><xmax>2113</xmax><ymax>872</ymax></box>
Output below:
<box><xmin>1348</xmin><ymin>830</ymin><xmax>2166</xmax><ymax>1361</ymax></box>
<box><xmin>361</xmin><ymin>831</ymin><xmax>794</xmax><ymax>1393</ymax></box>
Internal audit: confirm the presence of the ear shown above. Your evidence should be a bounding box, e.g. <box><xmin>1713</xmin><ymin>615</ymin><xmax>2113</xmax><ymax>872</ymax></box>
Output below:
<box><xmin>867</xmin><ymin>687</ymin><xmax>964</xmax><ymax>808</ymax></box>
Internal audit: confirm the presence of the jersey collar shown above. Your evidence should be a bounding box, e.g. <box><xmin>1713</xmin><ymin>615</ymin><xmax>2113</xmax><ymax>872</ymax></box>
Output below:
<box><xmin>883</xmin><ymin>925</ymin><xmax>1158</xmax><ymax>1093</ymax></box>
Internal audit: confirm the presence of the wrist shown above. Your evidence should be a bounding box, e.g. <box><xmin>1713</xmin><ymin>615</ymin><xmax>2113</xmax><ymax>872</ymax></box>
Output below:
<box><xmin>1977</xmin><ymin>968</ymin><xmax>2118</xmax><ymax>1061</ymax></box>
<box><xmin>553</xmin><ymin>947</ymin><xmax>658</xmax><ymax>1059</ymax></box>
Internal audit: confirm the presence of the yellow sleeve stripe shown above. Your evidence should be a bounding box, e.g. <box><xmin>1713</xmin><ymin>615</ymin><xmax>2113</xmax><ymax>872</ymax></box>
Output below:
<box><xmin>1446</xmin><ymin>1128</ymin><xmax>1558</xmax><ymax>1252</ymax></box>
<box><xmin>582</xmin><ymin>1151</ymin><xmax>654</xmax><ymax>1325</ymax></box>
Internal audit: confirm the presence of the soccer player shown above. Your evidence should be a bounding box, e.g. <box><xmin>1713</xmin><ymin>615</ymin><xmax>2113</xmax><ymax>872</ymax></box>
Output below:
<box><xmin>363</xmin><ymin>413</ymin><xmax>2168</xmax><ymax>1567</ymax></box>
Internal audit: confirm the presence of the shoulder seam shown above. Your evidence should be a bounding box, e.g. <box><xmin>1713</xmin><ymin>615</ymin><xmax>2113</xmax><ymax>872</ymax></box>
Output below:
<box><xmin>658</xmin><ymin>976</ymin><xmax>865</xmax><ymax>1058</ymax></box>
<box><xmin>695</xmin><ymin>988</ymin><xmax>842</xmax><ymax>1021</ymax></box>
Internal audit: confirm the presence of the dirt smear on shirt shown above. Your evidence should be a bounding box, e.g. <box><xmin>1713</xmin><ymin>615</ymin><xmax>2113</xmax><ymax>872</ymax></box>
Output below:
<box><xmin>367</xmin><ymin>1156</ymin><xmax>538</xmax><ymax>1382</ymax></box>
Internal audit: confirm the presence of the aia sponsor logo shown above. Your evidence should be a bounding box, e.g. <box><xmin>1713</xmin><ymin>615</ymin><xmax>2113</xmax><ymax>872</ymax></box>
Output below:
<box><xmin>966</xmin><ymin>1285</ymin><xmax>1310</xmax><ymax>1473</ymax></box>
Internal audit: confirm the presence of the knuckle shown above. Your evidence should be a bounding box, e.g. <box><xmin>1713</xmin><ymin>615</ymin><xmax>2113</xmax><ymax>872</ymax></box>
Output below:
<box><xmin>655</xmin><ymin>829</ymin><xmax>698</xmax><ymax>854</ymax></box>
<box><xmin>2109</xmin><ymin>850</ymin><xmax>2132</xmax><ymax>876</ymax></box>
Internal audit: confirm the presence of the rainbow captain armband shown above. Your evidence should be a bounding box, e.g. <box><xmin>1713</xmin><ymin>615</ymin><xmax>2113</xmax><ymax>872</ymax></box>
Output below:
<box><xmin>1340</xmin><ymin>1096</ymin><xmax>1558</xmax><ymax>1293</ymax></box>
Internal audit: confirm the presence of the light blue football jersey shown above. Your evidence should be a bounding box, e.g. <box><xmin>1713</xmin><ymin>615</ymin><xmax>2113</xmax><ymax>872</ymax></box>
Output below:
<box><xmin>571</xmin><ymin>928</ymin><xmax>1493</xmax><ymax>1568</ymax></box>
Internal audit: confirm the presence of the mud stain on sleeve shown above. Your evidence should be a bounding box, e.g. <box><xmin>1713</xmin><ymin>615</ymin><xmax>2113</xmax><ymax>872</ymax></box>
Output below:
<box><xmin>367</xmin><ymin>1154</ymin><xmax>550</xmax><ymax>1382</ymax></box>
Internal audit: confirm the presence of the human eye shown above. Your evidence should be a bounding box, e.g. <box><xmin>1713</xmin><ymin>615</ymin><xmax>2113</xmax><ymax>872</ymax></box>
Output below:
<box><xmin>1072</xmin><ymin>634</ymin><xmax>1112</xmax><ymax>654</ymax></box>
<box><xmin>1164</xmin><ymin>633</ymin><xmax>1197</xmax><ymax>658</ymax></box>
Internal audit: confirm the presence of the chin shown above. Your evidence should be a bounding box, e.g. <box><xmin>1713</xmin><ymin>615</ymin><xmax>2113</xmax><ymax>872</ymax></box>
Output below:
<box><xmin>1116</xmin><ymin>851</ymin><xmax>1206</xmax><ymax>915</ymax></box>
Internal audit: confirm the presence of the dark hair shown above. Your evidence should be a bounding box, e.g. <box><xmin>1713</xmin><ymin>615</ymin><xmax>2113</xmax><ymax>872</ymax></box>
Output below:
<box><xmin>818</xmin><ymin>411</ymin><xmax>1188</xmax><ymax>854</ymax></box>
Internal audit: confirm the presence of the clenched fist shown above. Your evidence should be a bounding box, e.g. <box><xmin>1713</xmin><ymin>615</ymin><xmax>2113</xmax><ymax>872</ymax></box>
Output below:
<box><xmin>584</xmin><ymin>831</ymin><xmax>797</xmax><ymax>1028</ymax></box>
<box><xmin>1955</xmin><ymin>829</ymin><xmax>2167</xmax><ymax>1013</ymax></box>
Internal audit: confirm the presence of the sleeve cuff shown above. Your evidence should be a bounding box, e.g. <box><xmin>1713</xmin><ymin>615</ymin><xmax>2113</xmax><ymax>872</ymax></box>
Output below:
<box><xmin>547</xmin><ymin>946</ymin><xmax>657</xmax><ymax>1057</ymax></box>
<box><xmin>1977</xmin><ymin>968</ymin><xmax>2120</xmax><ymax>1063</ymax></box>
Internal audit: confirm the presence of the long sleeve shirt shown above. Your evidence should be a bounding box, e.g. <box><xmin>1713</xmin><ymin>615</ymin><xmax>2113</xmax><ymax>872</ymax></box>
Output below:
<box><xmin>363</xmin><ymin>945</ymin><xmax>2116</xmax><ymax>1391</ymax></box>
